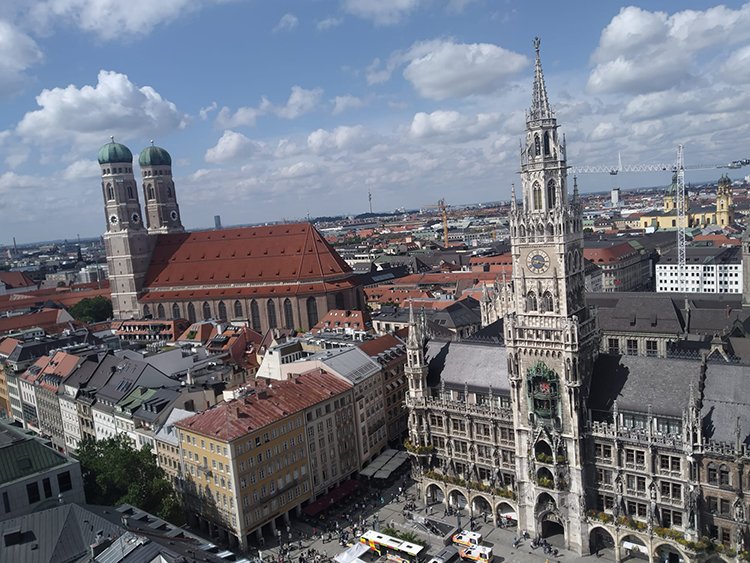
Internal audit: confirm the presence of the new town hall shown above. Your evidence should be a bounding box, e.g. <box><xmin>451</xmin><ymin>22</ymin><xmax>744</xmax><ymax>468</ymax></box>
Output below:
<box><xmin>406</xmin><ymin>40</ymin><xmax>750</xmax><ymax>563</ymax></box>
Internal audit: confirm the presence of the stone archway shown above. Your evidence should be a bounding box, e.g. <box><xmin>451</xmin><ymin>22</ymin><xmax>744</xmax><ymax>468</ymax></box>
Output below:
<box><xmin>589</xmin><ymin>526</ymin><xmax>615</xmax><ymax>560</ymax></box>
<box><xmin>535</xmin><ymin>493</ymin><xmax>564</xmax><ymax>546</ymax></box>
<box><xmin>654</xmin><ymin>543</ymin><xmax>687</xmax><ymax>563</ymax></box>
<box><xmin>620</xmin><ymin>534</ymin><xmax>648</xmax><ymax>561</ymax></box>
<box><xmin>448</xmin><ymin>489</ymin><xmax>468</xmax><ymax>510</ymax></box>
<box><xmin>496</xmin><ymin>501</ymin><xmax>517</xmax><ymax>527</ymax></box>
<box><xmin>471</xmin><ymin>494</ymin><xmax>492</xmax><ymax>521</ymax></box>
<box><xmin>426</xmin><ymin>483</ymin><xmax>445</xmax><ymax>505</ymax></box>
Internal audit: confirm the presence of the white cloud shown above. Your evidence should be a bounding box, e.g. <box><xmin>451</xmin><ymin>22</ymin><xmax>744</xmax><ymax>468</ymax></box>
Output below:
<box><xmin>365</xmin><ymin>39</ymin><xmax>527</xmax><ymax>98</ymax></box>
<box><xmin>403</xmin><ymin>40</ymin><xmax>527</xmax><ymax>99</ymax></box>
<box><xmin>216</xmin><ymin>105</ymin><xmax>261</xmax><ymax>128</ymax></box>
<box><xmin>205</xmin><ymin>130</ymin><xmax>260</xmax><ymax>163</ymax></box>
<box><xmin>342</xmin><ymin>0</ymin><xmax>420</xmax><ymax>25</ymax></box>
<box><xmin>409</xmin><ymin>110</ymin><xmax>502</xmax><ymax>141</ymax></box>
<box><xmin>316</xmin><ymin>16</ymin><xmax>342</xmax><ymax>31</ymax></box>
<box><xmin>199</xmin><ymin>101</ymin><xmax>217</xmax><ymax>120</ymax></box>
<box><xmin>29</xmin><ymin>0</ymin><xmax>224</xmax><ymax>40</ymax></box>
<box><xmin>273</xmin><ymin>13</ymin><xmax>298</xmax><ymax>33</ymax></box>
<box><xmin>332</xmin><ymin>94</ymin><xmax>365</xmax><ymax>115</ymax></box>
<box><xmin>307</xmin><ymin>125</ymin><xmax>366</xmax><ymax>153</ymax></box>
<box><xmin>263</xmin><ymin>85</ymin><xmax>323</xmax><ymax>119</ymax></box>
<box><xmin>62</xmin><ymin>159</ymin><xmax>100</xmax><ymax>179</ymax></box>
<box><xmin>16</xmin><ymin>70</ymin><xmax>187</xmax><ymax>150</ymax></box>
<box><xmin>274</xmin><ymin>161</ymin><xmax>320</xmax><ymax>180</ymax></box>
<box><xmin>0</xmin><ymin>20</ymin><xmax>43</xmax><ymax>98</ymax></box>
<box><xmin>588</xmin><ymin>4</ymin><xmax>750</xmax><ymax>95</ymax></box>
<box><xmin>722</xmin><ymin>45</ymin><xmax>750</xmax><ymax>85</ymax></box>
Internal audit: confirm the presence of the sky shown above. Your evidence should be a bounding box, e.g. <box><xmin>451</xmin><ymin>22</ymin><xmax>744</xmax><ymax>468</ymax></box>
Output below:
<box><xmin>2</xmin><ymin>1</ymin><xmax>750</xmax><ymax>243</ymax></box>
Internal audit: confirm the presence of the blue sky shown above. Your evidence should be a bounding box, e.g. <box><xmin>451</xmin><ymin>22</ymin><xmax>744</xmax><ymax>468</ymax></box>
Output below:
<box><xmin>2</xmin><ymin>1</ymin><xmax>750</xmax><ymax>243</ymax></box>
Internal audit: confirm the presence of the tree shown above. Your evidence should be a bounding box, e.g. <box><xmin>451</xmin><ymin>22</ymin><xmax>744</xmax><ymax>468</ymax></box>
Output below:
<box><xmin>76</xmin><ymin>434</ymin><xmax>183</xmax><ymax>524</ymax></box>
<box><xmin>68</xmin><ymin>296</ymin><xmax>113</xmax><ymax>322</ymax></box>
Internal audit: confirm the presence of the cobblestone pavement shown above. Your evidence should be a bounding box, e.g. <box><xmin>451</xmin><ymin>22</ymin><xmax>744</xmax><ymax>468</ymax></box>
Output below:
<box><xmin>252</xmin><ymin>478</ymin><xmax>611</xmax><ymax>563</ymax></box>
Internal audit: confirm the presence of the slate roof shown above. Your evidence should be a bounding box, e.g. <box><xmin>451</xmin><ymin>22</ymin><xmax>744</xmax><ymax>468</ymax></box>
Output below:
<box><xmin>0</xmin><ymin>504</ymin><xmax>122</xmax><ymax>563</ymax></box>
<box><xmin>426</xmin><ymin>340</ymin><xmax>509</xmax><ymax>393</ymax></box>
<box><xmin>313</xmin><ymin>347</ymin><xmax>381</xmax><ymax>384</ymax></box>
<box><xmin>589</xmin><ymin>354</ymin><xmax>702</xmax><ymax>417</ymax></box>
<box><xmin>701</xmin><ymin>362</ymin><xmax>750</xmax><ymax>445</ymax></box>
<box><xmin>588</xmin><ymin>293</ymin><xmax>683</xmax><ymax>335</ymax></box>
<box><xmin>0</xmin><ymin>422</ymin><xmax>71</xmax><ymax>485</ymax></box>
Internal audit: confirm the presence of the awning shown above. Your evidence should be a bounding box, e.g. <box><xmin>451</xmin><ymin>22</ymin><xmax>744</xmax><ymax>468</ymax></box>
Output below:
<box><xmin>622</xmin><ymin>540</ymin><xmax>648</xmax><ymax>555</ymax></box>
<box><xmin>303</xmin><ymin>479</ymin><xmax>360</xmax><ymax>517</ymax></box>
<box><xmin>360</xmin><ymin>449</ymin><xmax>408</xmax><ymax>480</ymax></box>
<box><xmin>334</xmin><ymin>542</ymin><xmax>371</xmax><ymax>563</ymax></box>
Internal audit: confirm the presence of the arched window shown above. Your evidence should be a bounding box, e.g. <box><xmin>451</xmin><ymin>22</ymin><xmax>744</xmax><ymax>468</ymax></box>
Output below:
<box><xmin>106</xmin><ymin>184</ymin><xmax>114</xmax><ymax>200</ymax></box>
<box><xmin>541</xmin><ymin>292</ymin><xmax>553</xmax><ymax>313</ymax></box>
<box><xmin>167</xmin><ymin>184</ymin><xmax>172</xmax><ymax>198</ymax></box>
<box><xmin>547</xmin><ymin>179</ymin><xmax>556</xmax><ymax>208</ymax></box>
<box><xmin>127</xmin><ymin>185</ymin><xmax>134</xmax><ymax>199</ymax></box>
<box><xmin>172</xmin><ymin>303</ymin><xmax>181</xmax><ymax>320</ymax></box>
<box><xmin>534</xmin><ymin>134</ymin><xmax>541</xmax><ymax>156</ymax></box>
<box><xmin>283</xmin><ymin>298</ymin><xmax>294</xmax><ymax>329</ymax></box>
<box><xmin>526</xmin><ymin>291</ymin><xmax>537</xmax><ymax>312</ymax></box>
<box><xmin>306</xmin><ymin>297</ymin><xmax>319</xmax><ymax>329</ymax></box>
<box><xmin>719</xmin><ymin>465</ymin><xmax>731</xmax><ymax>487</ymax></box>
<box><xmin>707</xmin><ymin>463</ymin><xmax>718</xmax><ymax>485</ymax></box>
<box><xmin>533</xmin><ymin>182</ymin><xmax>542</xmax><ymax>210</ymax></box>
<box><xmin>233</xmin><ymin>300</ymin><xmax>243</xmax><ymax>319</ymax></box>
<box><xmin>187</xmin><ymin>303</ymin><xmax>196</xmax><ymax>323</ymax></box>
<box><xmin>218</xmin><ymin>301</ymin><xmax>227</xmax><ymax>321</ymax></box>
<box><xmin>335</xmin><ymin>292</ymin><xmax>345</xmax><ymax>309</ymax></box>
<box><xmin>157</xmin><ymin>304</ymin><xmax>165</xmax><ymax>318</ymax></box>
<box><xmin>267</xmin><ymin>300</ymin><xmax>277</xmax><ymax>329</ymax></box>
<box><xmin>202</xmin><ymin>301</ymin><xmax>211</xmax><ymax>320</ymax></box>
<box><xmin>543</xmin><ymin>131</ymin><xmax>551</xmax><ymax>155</ymax></box>
<box><xmin>146</xmin><ymin>184</ymin><xmax>155</xmax><ymax>200</ymax></box>
<box><xmin>519</xmin><ymin>225</ymin><xmax>526</xmax><ymax>238</ymax></box>
<box><xmin>250</xmin><ymin>300</ymin><xmax>261</xmax><ymax>330</ymax></box>
<box><xmin>143</xmin><ymin>304</ymin><xmax>151</xmax><ymax>318</ymax></box>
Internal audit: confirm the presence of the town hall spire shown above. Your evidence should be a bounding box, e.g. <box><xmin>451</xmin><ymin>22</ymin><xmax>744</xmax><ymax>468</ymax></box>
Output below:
<box><xmin>529</xmin><ymin>37</ymin><xmax>552</xmax><ymax>122</ymax></box>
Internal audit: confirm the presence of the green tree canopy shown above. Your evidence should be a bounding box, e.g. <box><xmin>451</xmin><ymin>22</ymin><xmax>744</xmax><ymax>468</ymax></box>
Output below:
<box><xmin>68</xmin><ymin>295</ymin><xmax>113</xmax><ymax>322</ymax></box>
<box><xmin>76</xmin><ymin>434</ymin><xmax>183</xmax><ymax>523</ymax></box>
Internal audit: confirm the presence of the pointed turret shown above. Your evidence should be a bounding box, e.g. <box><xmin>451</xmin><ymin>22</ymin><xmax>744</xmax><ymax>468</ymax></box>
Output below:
<box><xmin>529</xmin><ymin>37</ymin><xmax>552</xmax><ymax>122</ymax></box>
<box><xmin>406</xmin><ymin>302</ymin><xmax>428</xmax><ymax>399</ymax></box>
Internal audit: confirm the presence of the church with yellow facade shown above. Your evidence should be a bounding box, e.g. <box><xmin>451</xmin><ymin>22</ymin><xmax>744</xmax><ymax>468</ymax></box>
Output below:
<box><xmin>640</xmin><ymin>174</ymin><xmax>734</xmax><ymax>230</ymax></box>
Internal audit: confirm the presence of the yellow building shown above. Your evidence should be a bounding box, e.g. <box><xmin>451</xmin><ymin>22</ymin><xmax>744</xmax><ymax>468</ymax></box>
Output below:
<box><xmin>176</xmin><ymin>370</ymin><xmax>353</xmax><ymax>551</ymax></box>
<box><xmin>641</xmin><ymin>174</ymin><xmax>734</xmax><ymax>230</ymax></box>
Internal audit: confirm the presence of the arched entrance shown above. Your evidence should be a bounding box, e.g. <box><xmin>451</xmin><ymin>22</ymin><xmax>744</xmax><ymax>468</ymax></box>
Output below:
<box><xmin>589</xmin><ymin>527</ymin><xmax>615</xmax><ymax>560</ymax></box>
<box><xmin>620</xmin><ymin>535</ymin><xmax>648</xmax><ymax>561</ymax></box>
<box><xmin>654</xmin><ymin>543</ymin><xmax>686</xmax><ymax>563</ymax></box>
<box><xmin>535</xmin><ymin>493</ymin><xmax>564</xmax><ymax>547</ymax></box>
<box><xmin>471</xmin><ymin>495</ymin><xmax>492</xmax><ymax>521</ymax></box>
<box><xmin>448</xmin><ymin>489</ymin><xmax>467</xmax><ymax>510</ymax></box>
<box><xmin>426</xmin><ymin>483</ymin><xmax>445</xmax><ymax>505</ymax></box>
<box><xmin>496</xmin><ymin>501</ymin><xmax>517</xmax><ymax>526</ymax></box>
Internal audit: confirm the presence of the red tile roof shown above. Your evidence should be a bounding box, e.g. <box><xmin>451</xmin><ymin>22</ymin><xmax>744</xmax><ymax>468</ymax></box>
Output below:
<box><xmin>583</xmin><ymin>243</ymin><xmax>638</xmax><ymax>263</ymax></box>
<box><xmin>312</xmin><ymin>309</ymin><xmax>370</xmax><ymax>333</ymax></box>
<box><xmin>142</xmin><ymin>223</ymin><xmax>354</xmax><ymax>294</ymax></box>
<box><xmin>176</xmin><ymin>369</ymin><xmax>352</xmax><ymax>441</ymax></box>
<box><xmin>0</xmin><ymin>308</ymin><xmax>71</xmax><ymax>335</ymax></box>
<box><xmin>0</xmin><ymin>272</ymin><xmax>36</xmax><ymax>289</ymax></box>
<box><xmin>358</xmin><ymin>334</ymin><xmax>403</xmax><ymax>357</ymax></box>
<box><xmin>0</xmin><ymin>284</ymin><xmax>111</xmax><ymax>314</ymax></box>
<box><xmin>22</xmin><ymin>351</ymin><xmax>81</xmax><ymax>392</ymax></box>
<box><xmin>0</xmin><ymin>337</ymin><xmax>21</xmax><ymax>357</ymax></box>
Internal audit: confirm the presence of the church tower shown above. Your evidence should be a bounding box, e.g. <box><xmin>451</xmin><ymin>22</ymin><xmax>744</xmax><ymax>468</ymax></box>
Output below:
<box><xmin>715</xmin><ymin>174</ymin><xmax>734</xmax><ymax>227</ymax></box>
<box><xmin>99</xmin><ymin>139</ymin><xmax>153</xmax><ymax>320</ymax></box>
<box><xmin>406</xmin><ymin>305</ymin><xmax>430</xmax><ymax>447</ymax></box>
<box><xmin>504</xmin><ymin>38</ymin><xmax>599</xmax><ymax>553</ymax></box>
<box><xmin>139</xmin><ymin>142</ymin><xmax>184</xmax><ymax>234</ymax></box>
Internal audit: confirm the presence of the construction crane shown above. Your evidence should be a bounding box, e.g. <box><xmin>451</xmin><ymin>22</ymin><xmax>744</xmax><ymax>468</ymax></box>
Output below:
<box><xmin>423</xmin><ymin>199</ymin><xmax>450</xmax><ymax>247</ymax></box>
<box><xmin>572</xmin><ymin>146</ymin><xmax>749</xmax><ymax>294</ymax></box>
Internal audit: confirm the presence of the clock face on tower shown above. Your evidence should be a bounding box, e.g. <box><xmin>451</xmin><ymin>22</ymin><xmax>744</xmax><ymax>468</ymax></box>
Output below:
<box><xmin>526</xmin><ymin>250</ymin><xmax>550</xmax><ymax>274</ymax></box>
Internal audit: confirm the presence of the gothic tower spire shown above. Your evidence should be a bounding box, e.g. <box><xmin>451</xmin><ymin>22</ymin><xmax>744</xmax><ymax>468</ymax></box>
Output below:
<box><xmin>530</xmin><ymin>37</ymin><xmax>552</xmax><ymax>121</ymax></box>
<box><xmin>406</xmin><ymin>302</ymin><xmax>428</xmax><ymax>400</ymax></box>
<box><xmin>504</xmin><ymin>38</ymin><xmax>599</xmax><ymax>553</ymax></box>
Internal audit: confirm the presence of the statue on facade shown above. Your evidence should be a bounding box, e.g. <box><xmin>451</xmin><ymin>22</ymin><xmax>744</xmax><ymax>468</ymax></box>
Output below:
<box><xmin>735</xmin><ymin>497</ymin><xmax>746</xmax><ymax>524</ymax></box>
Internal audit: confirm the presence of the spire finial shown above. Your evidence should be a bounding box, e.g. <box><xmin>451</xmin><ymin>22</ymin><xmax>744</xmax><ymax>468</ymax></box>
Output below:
<box><xmin>529</xmin><ymin>36</ymin><xmax>552</xmax><ymax>121</ymax></box>
<box><xmin>510</xmin><ymin>183</ymin><xmax>517</xmax><ymax>212</ymax></box>
<box><xmin>150</xmin><ymin>139</ymin><xmax>154</xmax><ymax>146</ymax></box>
<box><xmin>110</xmin><ymin>135</ymin><xmax>114</xmax><ymax>143</ymax></box>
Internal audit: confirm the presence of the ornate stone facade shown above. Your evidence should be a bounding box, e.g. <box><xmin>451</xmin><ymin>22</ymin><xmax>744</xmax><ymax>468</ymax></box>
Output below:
<box><xmin>406</xmin><ymin>39</ymin><xmax>750</xmax><ymax>563</ymax></box>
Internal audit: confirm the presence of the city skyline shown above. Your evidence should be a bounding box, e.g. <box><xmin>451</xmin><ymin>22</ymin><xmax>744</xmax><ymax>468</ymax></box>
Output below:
<box><xmin>2</xmin><ymin>1</ymin><xmax>750</xmax><ymax>242</ymax></box>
